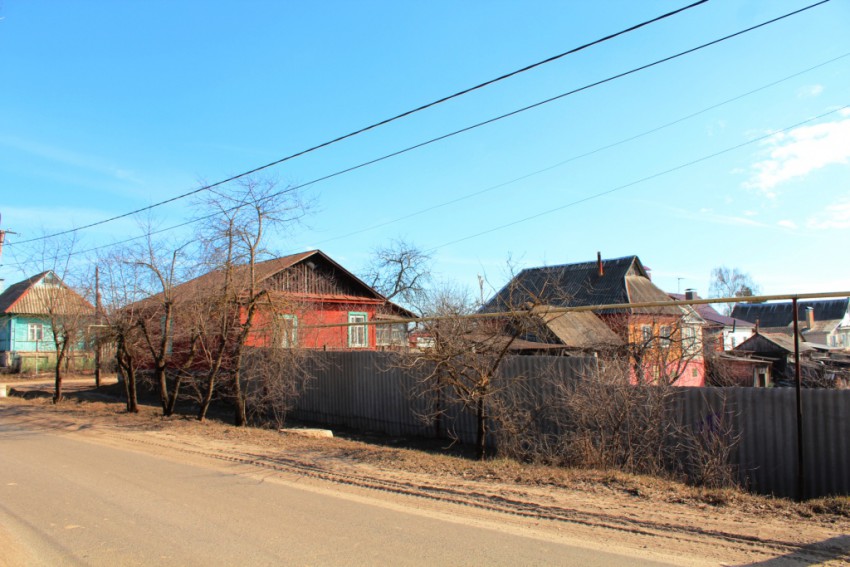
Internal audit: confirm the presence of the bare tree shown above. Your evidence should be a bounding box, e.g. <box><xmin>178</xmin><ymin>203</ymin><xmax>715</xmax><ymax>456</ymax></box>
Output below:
<box><xmin>98</xmin><ymin>252</ymin><xmax>147</xmax><ymax>413</ymax></box>
<box><xmin>23</xmin><ymin>234</ymin><xmax>94</xmax><ymax>403</ymax></box>
<box><xmin>709</xmin><ymin>266</ymin><xmax>760</xmax><ymax>315</ymax></box>
<box><xmin>192</xmin><ymin>176</ymin><xmax>309</xmax><ymax>426</ymax></box>
<box><xmin>364</xmin><ymin>238</ymin><xmax>432</xmax><ymax>312</ymax></box>
<box><xmin>399</xmin><ymin>282</ymin><xmax>551</xmax><ymax>459</ymax></box>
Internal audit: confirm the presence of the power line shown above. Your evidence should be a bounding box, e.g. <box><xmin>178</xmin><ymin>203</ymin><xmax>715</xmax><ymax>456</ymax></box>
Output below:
<box><xmin>307</xmin><ymin>52</ymin><xmax>849</xmax><ymax>246</ymax></box>
<box><xmin>9</xmin><ymin>0</ymin><xmax>833</xmax><ymax>258</ymax></box>
<box><xmin>7</xmin><ymin>0</ymin><xmax>710</xmax><ymax>247</ymax></box>
<box><xmin>425</xmin><ymin>104</ymin><xmax>850</xmax><ymax>253</ymax></box>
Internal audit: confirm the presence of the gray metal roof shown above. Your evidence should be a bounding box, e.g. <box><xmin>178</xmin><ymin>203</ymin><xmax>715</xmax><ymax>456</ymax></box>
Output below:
<box><xmin>732</xmin><ymin>299</ymin><xmax>849</xmax><ymax>328</ymax></box>
<box><xmin>484</xmin><ymin>255</ymin><xmax>679</xmax><ymax>316</ymax></box>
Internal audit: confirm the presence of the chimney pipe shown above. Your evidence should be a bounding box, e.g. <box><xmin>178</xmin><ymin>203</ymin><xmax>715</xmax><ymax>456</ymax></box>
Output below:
<box><xmin>805</xmin><ymin>306</ymin><xmax>814</xmax><ymax>330</ymax></box>
<box><xmin>597</xmin><ymin>252</ymin><xmax>604</xmax><ymax>277</ymax></box>
<box><xmin>685</xmin><ymin>288</ymin><xmax>696</xmax><ymax>301</ymax></box>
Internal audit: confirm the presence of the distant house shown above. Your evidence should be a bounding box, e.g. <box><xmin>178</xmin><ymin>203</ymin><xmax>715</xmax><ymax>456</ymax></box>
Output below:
<box><xmin>0</xmin><ymin>271</ymin><xmax>94</xmax><ymax>372</ymax></box>
<box><xmin>164</xmin><ymin>250</ymin><xmax>414</xmax><ymax>351</ymax></box>
<box><xmin>483</xmin><ymin>254</ymin><xmax>705</xmax><ymax>386</ymax></box>
<box><xmin>733</xmin><ymin>331</ymin><xmax>827</xmax><ymax>387</ymax></box>
<box><xmin>669</xmin><ymin>289</ymin><xmax>754</xmax><ymax>351</ymax></box>
<box><xmin>732</xmin><ymin>299</ymin><xmax>850</xmax><ymax>348</ymax></box>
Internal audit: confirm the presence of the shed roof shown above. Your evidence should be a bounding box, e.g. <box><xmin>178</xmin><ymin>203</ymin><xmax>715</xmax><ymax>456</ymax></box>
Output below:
<box><xmin>734</xmin><ymin>332</ymin><xmax>815</xmax><ymax>355</ymax></box>
<box><xmin>532</xmin><ymin>307</ymin><xmax>623</xmax><ymax>349</ymax></box>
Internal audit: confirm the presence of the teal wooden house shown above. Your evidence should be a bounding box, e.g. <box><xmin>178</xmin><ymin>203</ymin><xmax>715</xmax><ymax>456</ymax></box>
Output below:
<box><xmin>0</xmin><ymin>271</ymin><xmax>94</xmax><ymax>372</ymax></box>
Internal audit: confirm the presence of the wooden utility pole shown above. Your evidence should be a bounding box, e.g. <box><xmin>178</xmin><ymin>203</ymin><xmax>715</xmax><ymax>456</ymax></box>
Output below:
<box><xmin>94</xmin><ymin>266</ymin><xmax>102</xmax><ymax>388</ymax></box>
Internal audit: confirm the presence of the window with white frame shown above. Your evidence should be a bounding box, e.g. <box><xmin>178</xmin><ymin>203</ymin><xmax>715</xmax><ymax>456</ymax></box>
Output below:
<box><xmin>641</xmin><ymin>325</ymin><xmax>652</xmax><ymax>345</ymax></box>
<box><xmin>277</xmin><ymin>315</ymin><xmax>298</xmax><ymax>348</ymax></box>
<box><xmin>28</xmin><ymin>323</ymin><xmax>44</xmax><ymax>342</ymax></box>
<box><xmin>348</xmin><ymin>312</ymin><xmax>368</xmax><ymax>348</ymax></box>
<box><xmin>659</xmin><ymin>325</ymin><xmax>672</xmax><ymax>348</ymax></box>
<box><xmin>682</xmin><ymin>326</ymin><xmax>698</xmax><ymax>355</ymax></box>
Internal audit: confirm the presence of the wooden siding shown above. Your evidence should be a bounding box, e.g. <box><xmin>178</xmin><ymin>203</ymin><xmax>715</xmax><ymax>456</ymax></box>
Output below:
<box><xmin>0</xmin><ymin>315</ymin><xmax>57</xmax><ymax>353</ymax></box>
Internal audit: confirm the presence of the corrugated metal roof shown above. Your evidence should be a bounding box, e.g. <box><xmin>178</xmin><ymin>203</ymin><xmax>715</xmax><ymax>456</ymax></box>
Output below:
<box><xmin>0</xmin><ymin>271</ymin><xmax>93</xmax><ymax>315</ymax></box>
<box><xmin>732</xmin><ymin>299</ymin><xmax>849</xmax><ymax>328</ymax></box>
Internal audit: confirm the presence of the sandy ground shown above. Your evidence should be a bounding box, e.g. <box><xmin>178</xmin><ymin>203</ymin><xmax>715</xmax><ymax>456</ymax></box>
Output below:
<box><xmin>1</xmin><ymin>381</ymin><xmax>849</xmax><ymax>566</ymax></box>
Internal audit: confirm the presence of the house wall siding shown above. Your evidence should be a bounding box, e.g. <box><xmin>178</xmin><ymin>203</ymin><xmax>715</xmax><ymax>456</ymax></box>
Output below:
<box><xmin>0</xmin><ymin>315</ymin><xmax>12</xmax><ymax>351</ymax></box>
<box><xmin>247</xmin><ymin>301</ymin><xmax>383</xmax><ymax>350</ymax></box>
<box><xmin>7</xmin><ymin>315</ymin><xmax>56</xmax><ymax>353</ymax></box>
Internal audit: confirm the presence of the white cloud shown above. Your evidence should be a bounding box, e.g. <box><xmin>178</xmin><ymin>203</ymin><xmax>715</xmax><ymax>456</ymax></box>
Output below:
<box><xmin>743</xmin><ymin>115</ymin><xmax>850</xmax><ymax>195</ymax></box>
<box><xmin>743</xmin><ymin>210</ymin><xmax>758</xmax><ymax>217</ymax></box>
<box><xmin>777</xmin><ymin>219</ymin><xmax>797</xmax><ymax>230</ymax></box>
<box><xmin>797</xmin><ymin>84</ymin><xmax>824</xmax><ymax>98</ymax></box>
<box><xmin>806</xmin><ymin>199</ymin><xmax>850</xmax><ymax>230</ymax></box>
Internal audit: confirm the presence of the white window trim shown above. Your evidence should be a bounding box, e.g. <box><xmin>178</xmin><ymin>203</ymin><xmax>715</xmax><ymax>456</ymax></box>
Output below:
<box><xmin>278</xmin><ymin>314</ymin><xmax>298</xmax><ymax>348</ymax></box>
<box><xmin>348</xmin><ymin>312</ymin><xmax>368</xmax><ymax>348</ymax></box>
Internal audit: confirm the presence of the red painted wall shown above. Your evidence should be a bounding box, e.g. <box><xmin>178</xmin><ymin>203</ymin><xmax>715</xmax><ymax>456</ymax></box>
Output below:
<box><xmin>246</xmin><ymin>299</ymin><xmax>384</xmax><ymax>350</ymax></box>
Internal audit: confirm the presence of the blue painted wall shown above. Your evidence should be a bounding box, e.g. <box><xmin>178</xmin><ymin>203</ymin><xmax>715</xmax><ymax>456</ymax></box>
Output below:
<box><xmin>0</xmin><ymin>315</ymin><xmax>57</xmax><ymax>353</ymax></box>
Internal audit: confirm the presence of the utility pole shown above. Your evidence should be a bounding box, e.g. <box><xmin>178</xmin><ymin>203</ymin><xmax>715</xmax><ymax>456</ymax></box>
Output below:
<box><xmin>94</xmin><ymin>265</ymin><xmax>102</xmax><ymax>388</ymax></box>
<box><xmin>0</xmin><ymin>213</ymin><xmax>19</xmax><ymax>265</ymax></box>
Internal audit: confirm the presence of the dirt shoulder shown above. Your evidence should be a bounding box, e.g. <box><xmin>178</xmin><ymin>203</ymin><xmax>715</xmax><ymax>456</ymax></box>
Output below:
<box><xmin>2</xmin><ymin>392</ymin><xmax>849</xmax><ymax>566</ymax></box>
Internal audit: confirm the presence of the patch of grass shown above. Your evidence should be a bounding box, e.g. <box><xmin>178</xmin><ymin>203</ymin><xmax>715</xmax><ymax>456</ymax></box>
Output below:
<box><xmin>807</xmin><ymin>497</ymin><xmax>850</xmax><ymax>517</ymax></box>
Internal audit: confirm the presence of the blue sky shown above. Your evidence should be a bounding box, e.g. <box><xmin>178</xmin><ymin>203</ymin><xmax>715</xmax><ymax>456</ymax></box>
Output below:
<box><xmin>1</xmin><ymin>0</ymin><xmax>849</xmax><ymax>300</ymax></box>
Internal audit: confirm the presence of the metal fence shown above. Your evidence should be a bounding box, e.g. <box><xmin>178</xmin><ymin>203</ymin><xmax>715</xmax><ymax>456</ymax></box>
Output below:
<box><xmin>290</xmin><ymin>351</ymin><xmax>850</xmax><ymax>498</ymax></box>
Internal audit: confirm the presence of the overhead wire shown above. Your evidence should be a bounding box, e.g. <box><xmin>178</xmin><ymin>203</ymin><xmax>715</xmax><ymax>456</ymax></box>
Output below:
<box><xmin>7</xmin><ymin>0</ymin><xmax>712</xmax><ymax>247</ymax></box>
<box><xmin>9</xmin><ymin>0</ymin><xmax>833</xmax><ymax>261</ymax></box>
<box><xmin>306</xmin><ymin>52</ymin><xmax>850</xmax><ymax>246</ymax></box>
<box><xmin>424</xmin><ymin>104</ymin><xmax>850</xmax><ymax>253</ymax></box>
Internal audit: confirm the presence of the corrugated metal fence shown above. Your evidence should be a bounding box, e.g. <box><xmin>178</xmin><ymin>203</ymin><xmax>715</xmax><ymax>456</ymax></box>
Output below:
<box><xmin>290</xmin><ymin>352</ymin><xmax>850</xmax><ymax>498</ymax></box>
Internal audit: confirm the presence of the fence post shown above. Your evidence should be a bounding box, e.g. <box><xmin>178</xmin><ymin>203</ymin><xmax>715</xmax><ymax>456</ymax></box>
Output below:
<box><xmin>792</xmin><ymin>298</ymin><xmax>804</xmax><ymax>501</ymax></box>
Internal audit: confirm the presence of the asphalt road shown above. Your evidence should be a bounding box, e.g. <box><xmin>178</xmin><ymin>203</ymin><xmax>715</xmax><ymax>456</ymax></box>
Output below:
<box><xmin>0</xmin><ymin>419</ymin><xmax>677</xmax><ymax>566</ymax></box>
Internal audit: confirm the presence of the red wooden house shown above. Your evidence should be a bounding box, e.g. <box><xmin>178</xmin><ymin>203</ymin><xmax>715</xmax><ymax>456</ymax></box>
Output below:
<box><xmin>170</xmin><ymin>250</ymin><xmax>414</xmax><ymax>351</ymax></box>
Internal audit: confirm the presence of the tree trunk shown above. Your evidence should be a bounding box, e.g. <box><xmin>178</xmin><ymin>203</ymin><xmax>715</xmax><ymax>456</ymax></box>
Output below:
<box><xmin>475</xmin><ymin>396</ymin><xmax>486</xmax><ymax>460</ymax></box>
<box><xmin>125</xmin><ymin>366</ymin><xmax>139</xmax><ymax>413</ymax></box>
<box><xmin>233</xmin><ymin>367</ymin><xmax>247</xmax><ymax>427</ymax></box>
<box><xmin>198</xmin><ymin>372</ymin><xmax>215</xmax><ymax>422</ymax></box>
<box><xmin>156</xmin><ymin>366</ymin><xmax>169</xmax><ymax>415</ymax></box>
<box><xmin>165</xmin><ymin>375</ymin><xmax>182</xmax><ymax>417</ymax></box>
<box><xmin>53</xmin><ymin>341</ymin><xmax>68</xmax><ymax>404</ymax></box>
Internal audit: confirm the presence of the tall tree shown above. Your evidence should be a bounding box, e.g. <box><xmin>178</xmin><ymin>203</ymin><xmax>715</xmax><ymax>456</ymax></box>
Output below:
<box><xmin>708</xmin><ymin>266</ymin><xmax>761</xmax><ymax>315</ymax></box>
<box><xmin>193</xmin><ymin>176</ymin><xmax>308</xmax><ymax>426</ymax></box>
<box><xmin>364</xmin><ymin>238</ymin><xmax>432</xmax><ymax>313</ymax></box>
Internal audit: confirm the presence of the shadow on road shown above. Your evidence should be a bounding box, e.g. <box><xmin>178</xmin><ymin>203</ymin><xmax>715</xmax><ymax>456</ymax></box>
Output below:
<box><xmin>735</xmin><ymin>534</ymin><xmax>850</xmax><ymax>566</ymax></box>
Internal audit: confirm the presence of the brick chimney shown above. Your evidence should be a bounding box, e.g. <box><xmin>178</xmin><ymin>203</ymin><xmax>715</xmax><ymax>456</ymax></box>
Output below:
<box><xmin>805</xmin><ymin>306</ymin><xmax>815</xmax><ymax>330</ymax></box>
<box><xmin>597</xmin><ymin>251</ymin><xmax>604</xmax><ymax>277</ymax></box>
<box><xmin>685</xmin><ymin>288</ymin><xmax>697</xmax><ymax>300</ymax></box>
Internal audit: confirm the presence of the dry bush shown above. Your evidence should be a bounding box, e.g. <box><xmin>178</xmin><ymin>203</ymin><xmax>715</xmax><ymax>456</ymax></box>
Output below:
<box><xmin>489</xmin><ymin>352</ymin><xmax>740</xmax><ymax>489</ymax></box>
